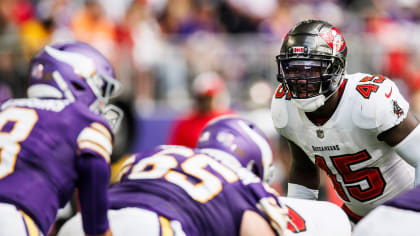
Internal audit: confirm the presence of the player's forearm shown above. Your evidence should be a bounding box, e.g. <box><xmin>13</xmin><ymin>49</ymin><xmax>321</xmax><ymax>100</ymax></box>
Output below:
<box><xmin>287</xmin><ymin>163</ymin><xmax>320</xmax><ymax>199</ymax></box>
<box><xmin>288</xmin><ymin>160</ymin><xmax>320</xmax><ymax>189</ymax></box>
<box><xmin>77</xmin><ymin>154</ymin><xmax>111</xmax><ymax>235</ymax></box>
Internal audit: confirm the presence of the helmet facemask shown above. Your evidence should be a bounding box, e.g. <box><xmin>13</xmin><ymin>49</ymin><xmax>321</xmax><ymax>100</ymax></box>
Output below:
<box><xmin>277</xmin><ymin>55</ymin><xmax>345</xmax><ymax>100</ymax></box>
<box><xmin>85</xmin><ymin>70</ymin><xmax>124</xmax><ymax>133</ymax></box>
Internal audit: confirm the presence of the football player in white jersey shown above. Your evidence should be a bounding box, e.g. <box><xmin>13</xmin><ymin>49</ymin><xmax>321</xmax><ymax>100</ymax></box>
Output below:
<box><xmin>270</xmin><ymin>19</ymin><xmax>420</xmax><ymax>223</ymax></box>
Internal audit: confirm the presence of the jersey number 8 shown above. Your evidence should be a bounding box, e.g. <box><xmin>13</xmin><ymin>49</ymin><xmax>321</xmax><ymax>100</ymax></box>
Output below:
<box><xmin>0</xmin><ymin>107</ymin><xmax>38</xmax><ymax>179</ymax></box>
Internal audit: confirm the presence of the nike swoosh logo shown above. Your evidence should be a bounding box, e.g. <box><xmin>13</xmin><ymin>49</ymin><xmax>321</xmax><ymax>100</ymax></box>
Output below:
<box><xmin>385</xmin><ymin>87</ymin><xmax>392</xmax><ymax>98</ymax></box>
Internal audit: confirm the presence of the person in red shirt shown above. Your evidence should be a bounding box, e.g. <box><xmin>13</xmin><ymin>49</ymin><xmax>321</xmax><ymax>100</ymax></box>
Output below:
<box><xmin>167</xmin><ymin>72</ymin><xmax>233</xmax><ymax>147</ymax></box>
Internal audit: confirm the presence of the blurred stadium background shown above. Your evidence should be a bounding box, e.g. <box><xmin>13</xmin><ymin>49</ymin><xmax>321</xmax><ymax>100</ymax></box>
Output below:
<box><xmin>2</xmin><ymin>0</ymin><xmax>420</xmax><ymax>202</ymax></box>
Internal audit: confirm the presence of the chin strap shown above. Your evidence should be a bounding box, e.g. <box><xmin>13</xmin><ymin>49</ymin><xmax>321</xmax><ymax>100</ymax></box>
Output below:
<box><xmin>291</xmin><ymin>94</ymin><xmax>326</xmax><ymax>112</ymax></box>
<box><xmin>291</xmin><ymin>81</ymin><xmax>342</xmax><ymax>112</ymax></box>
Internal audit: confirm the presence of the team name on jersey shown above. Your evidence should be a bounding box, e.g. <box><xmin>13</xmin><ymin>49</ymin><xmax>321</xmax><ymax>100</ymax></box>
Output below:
<box><xmin>1</xmin><ymin>98</ymin><xmax>71</xmax><ymax>112</ymax></box>
<box><xmin>312</xmin><ymin>145</ymin><xmax>340</xmax><ymax>151</ymax></box>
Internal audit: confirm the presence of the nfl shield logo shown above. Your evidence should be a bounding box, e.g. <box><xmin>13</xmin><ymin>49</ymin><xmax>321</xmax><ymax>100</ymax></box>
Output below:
<box><xmin>316</xmin><ymin>129</ymin><xmax>324</xmax><ymax>139</ymax></box>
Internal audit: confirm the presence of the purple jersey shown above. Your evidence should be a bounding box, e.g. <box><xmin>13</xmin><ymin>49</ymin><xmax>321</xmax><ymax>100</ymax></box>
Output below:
<box><xmin>385</xmin><ymin>186</ymin><xmax>420</xmax><ymax>212</ymax></box>
<box><xmin>109</xmin><ymin>145</ymin><xmax>286</xmax><ymax>236</ymax></box>
<box><xmin>0</xmin><ymin>98</ymin><xmax>113</xmax><ymax>235</ymax></box>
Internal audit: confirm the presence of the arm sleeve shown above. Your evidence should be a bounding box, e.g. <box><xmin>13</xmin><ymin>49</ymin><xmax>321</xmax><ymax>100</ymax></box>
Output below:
<box><xmin>76</xmin><ymin>152</ymin><xmax>111</xmax><ymax>235</ymax></box>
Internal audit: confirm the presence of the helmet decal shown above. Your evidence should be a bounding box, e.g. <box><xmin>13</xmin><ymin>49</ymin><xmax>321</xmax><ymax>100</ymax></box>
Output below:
<box><xmin>319</xmin><ymin>27</ymin><xmax>346</xmax><ymax>54</ymax></box>
<box><xmin>44</xmin><ymin>46</ymin><xmax>96</xmax><ymax>79</ymax></box>
<box><xmin>216</xmin><ymin>131</ymin><xmax>236</xmax><ymax>150</ymax></box>
<box><xmin>31</xmin><ymin>64</ymin><xmax>44</xmax><ymax>80</ymax></box>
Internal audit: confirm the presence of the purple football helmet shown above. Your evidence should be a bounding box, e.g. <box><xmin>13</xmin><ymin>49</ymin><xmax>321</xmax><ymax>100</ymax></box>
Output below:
<box><xmin>27</xmin><ymin>41</ymin><xmax>123</xmax><ymax>131</ymax></box>
<box><xmin>197</xmin><ymin>115</ymin><xmax>275</xmax><ymax>183</ymax></box>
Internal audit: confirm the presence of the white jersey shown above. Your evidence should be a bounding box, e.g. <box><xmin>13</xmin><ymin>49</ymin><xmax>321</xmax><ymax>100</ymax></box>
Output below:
<box><xmin>280</xmin><ymin>197</ymin><xmax>351</xmax><ymax>236</ymax></box>
<box><xmin>271</xmin><ymin>73</ymin><xmax>415</xmax><ymax>217</ymax></box>
<box><xmin>59</xmin><ymin>200</ymin><xmax>351</xmax><ymax>236</ymax></box>
<box><xmin>353</xmin><ymin>205</ymin><xmax>420</xmax><ymax>236</ymax></box>
<box><xmin>58</xmin><ymin>208</ymin><xmax>186</xmax><ymax>236</ymax></box>
<box><xmin>0</xmin><ymin>202</ymin><xmax>44</xmax><ymax>236</ymax></box>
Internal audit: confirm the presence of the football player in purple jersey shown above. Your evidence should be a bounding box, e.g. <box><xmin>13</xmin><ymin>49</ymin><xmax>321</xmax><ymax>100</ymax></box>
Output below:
<box><xmin>353</xmin><ymin>186</ymin><xmax>420</xmax><ymax>236</ymax></box>
<box><xmin>59</xmin><ymin>116</ymin><xmax>288</xmax><ymax>236</ymax></box>
<box><xmin>0</xmin><ymin>41</ymin><xmax>122</xmax><ymax>236</ymax></box>
<box><xmin>58</xmin><ymin>116</ymin><xmax>352</xmax><ymax>236</ymax></box>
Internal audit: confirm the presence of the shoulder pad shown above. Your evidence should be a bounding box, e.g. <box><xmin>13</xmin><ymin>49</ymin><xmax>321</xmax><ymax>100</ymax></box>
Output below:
<box><xmin>1</xmin><ymin>98</ymin><xmax>71</xmax><ymax>112</ymax></box>
<box><xmin>77</xmin><ymin>122</ymin><xmax>113</xmax><ymax>163</ymax></box>
<box><xmin>271</xmin><ymin>84</ymin><xmax>289</xmax><ymax>129</ymax></box>
<box><xmin>352</xmin><ymin>75</ymin><xmax>409</xmax><ymax>132</ymax></box>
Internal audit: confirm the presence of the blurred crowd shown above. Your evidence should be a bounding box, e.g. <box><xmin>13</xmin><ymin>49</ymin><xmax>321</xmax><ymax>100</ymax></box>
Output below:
<box><xmin>3</xmin><ymin>0</ymin><xmax>420</xmax><ymax>198</ymax></box>
<box><xmin>4</xmin><ymin>0</ymin><xmax>420</xmax><ymax>110</ymax></box>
